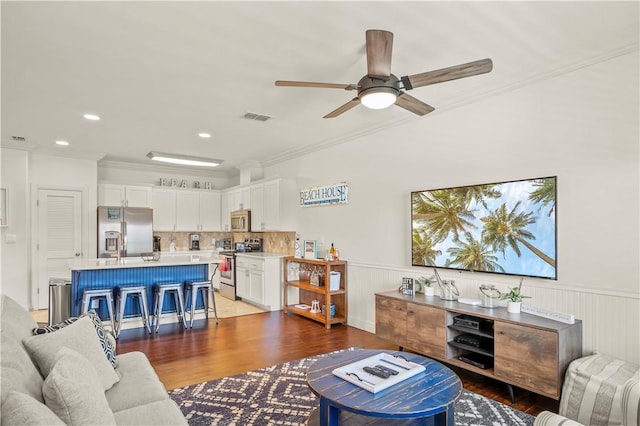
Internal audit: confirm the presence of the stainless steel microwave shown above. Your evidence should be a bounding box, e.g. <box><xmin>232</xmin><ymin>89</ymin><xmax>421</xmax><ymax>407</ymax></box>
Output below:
<box><xmin>230</xmin><ymin>209</ymin><xmax>251</xmax><ymax>232</ymax></box>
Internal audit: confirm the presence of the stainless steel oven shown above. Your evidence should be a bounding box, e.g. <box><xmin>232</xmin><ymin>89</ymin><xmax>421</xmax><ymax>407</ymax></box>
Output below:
<box><xmin>218</xmin><ymin>251</ymin><xmax>237</xmax><ymax>300</ymax></box>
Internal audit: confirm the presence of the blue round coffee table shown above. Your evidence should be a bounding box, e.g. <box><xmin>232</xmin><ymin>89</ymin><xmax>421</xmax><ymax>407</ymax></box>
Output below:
<box><xmin>306</xmin><ymin>348</ymin><xmax>462</xmax><ymax>426</ymax></box>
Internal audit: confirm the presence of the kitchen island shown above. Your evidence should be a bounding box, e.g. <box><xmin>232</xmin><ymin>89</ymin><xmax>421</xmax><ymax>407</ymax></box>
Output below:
<box><xmin>69</xmin><ymin>254</ymin><xmax>221</xmax><ymax>328</ymax></box>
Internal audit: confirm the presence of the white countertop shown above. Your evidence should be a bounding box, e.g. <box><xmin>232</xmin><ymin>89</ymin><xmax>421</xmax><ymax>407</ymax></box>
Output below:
<box><xmin>69</xmin><ymin>254</ymin><xmax>221</xmax><ymax>271</ymax></box>
<box><xmin>161</xmin><ymin>249</ymin><xmax>219</xmax><ymax>256</ymax></box>
<box><xmin>234</xmin><ymin>252</ymin><xmax>287</xmax><ymax>259</ymax></box>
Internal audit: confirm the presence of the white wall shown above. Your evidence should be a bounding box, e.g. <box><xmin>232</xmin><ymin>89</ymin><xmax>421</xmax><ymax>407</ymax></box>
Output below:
<box><xmin>0</xmin><ymin>149</ymin><xmax>30</xmax><ymax>307</ymax></box>
<box><xmin>267</xmin><ymin>52</ymin><xmax>640</xmax><ymax>363</ymax></box>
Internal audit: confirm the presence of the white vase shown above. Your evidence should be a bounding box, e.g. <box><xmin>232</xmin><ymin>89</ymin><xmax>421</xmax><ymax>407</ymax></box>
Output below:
<box><xmin>507</xmin><ymin>301</ymin><xmax>522</xmax><ymax>313</ymax></box>
<box><xmin>424</xmin><ymin>287</ymin><xmax>435</xmax><ymax>297</ymax></box>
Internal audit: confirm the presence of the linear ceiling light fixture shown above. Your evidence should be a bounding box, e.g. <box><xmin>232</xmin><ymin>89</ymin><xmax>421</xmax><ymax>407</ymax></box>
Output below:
<box><xmin>146</xmin><ymin>151</ymin><xmax>222</xmax><ymax>167</ymax></box>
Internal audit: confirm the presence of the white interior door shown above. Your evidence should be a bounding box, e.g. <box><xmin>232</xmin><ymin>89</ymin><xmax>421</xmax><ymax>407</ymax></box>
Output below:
<box><xmin>35</xmin><ymin>189</ymin><xmax>82</xmax><ymax>309</ymax></box>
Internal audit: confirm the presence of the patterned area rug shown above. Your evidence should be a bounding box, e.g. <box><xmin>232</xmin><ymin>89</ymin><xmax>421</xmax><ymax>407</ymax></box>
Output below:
<box><xmin>169</xmin><ymin>350</ymin><xmax>535</xmax><ymax>426</ymax></box>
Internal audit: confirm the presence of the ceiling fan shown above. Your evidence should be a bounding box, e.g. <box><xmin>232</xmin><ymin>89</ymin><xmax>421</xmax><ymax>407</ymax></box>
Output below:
<box><xmin>275</xmin><ymin>30</ymin><xmax>493</xmax><ymax>118</ymax></box>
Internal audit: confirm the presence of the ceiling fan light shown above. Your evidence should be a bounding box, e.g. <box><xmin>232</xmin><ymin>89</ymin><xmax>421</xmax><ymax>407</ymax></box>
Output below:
<box><xmin>360</xmin><ymin>89</ymin><xmax>397</xmax><ymax>109</ymax></box>
<box><xmin>146</xmin><ymin>151</ymin><xmax>222</xmax><ymax>167</ymax></box>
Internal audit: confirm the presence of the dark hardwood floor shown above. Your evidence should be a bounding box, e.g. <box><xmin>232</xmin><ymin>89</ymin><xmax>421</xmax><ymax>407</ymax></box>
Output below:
<box><xmin>116</xmin><ymin>310</ymin><xmax>558</xmax><ymax>417</ymax></box>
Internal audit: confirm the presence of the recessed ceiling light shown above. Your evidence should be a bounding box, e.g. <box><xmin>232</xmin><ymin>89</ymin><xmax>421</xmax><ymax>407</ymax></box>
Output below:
<box><xmin>147</xmin><ymin>151</ymin><xmax>222</xmax><ymax>167</ymax></box>
<box><xmin>198</xmin><ymin>133</ymin><xmax>212</xmax><ymax>138</ymax></box>
<box><xmin>83</xmin><ymin>113</ymin><xmax>100</xmax><ymax>121</ymax></box>
<box><xmin>55</xmin><ymin>140</ymin><xmax>69</xmax><ymax>146</ymax></box>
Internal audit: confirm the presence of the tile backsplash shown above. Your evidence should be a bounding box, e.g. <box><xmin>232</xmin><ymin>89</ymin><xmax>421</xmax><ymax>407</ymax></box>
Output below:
<box><xmin>153</xmin><ymin>231</ymin><xmax>295</xmax><ymax>255</ymax></box>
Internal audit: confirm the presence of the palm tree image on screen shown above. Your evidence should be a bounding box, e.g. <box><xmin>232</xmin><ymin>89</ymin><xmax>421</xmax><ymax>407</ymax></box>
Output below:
<box><xmin>411</xmin><ymin>177</ymin><xmax>556</xmax><ymax>279</ymax></box>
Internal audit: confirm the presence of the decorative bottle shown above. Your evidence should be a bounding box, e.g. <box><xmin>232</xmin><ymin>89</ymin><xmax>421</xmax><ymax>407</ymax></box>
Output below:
<box><xmin>329</xmin><ymin>243</ymin><xmax>336</xmax><ymax>260</ymax></box>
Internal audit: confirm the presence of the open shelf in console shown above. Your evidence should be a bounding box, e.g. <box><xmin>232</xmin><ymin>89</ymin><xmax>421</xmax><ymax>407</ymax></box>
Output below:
<box><xmin>446</xmin><ymin>312</ymin><xmax>495</xmax><ymax>370</ymax></box>
<box><xmin>448</xmin><ymin>323</ymin><xmax>494</xmax><ymax>339</ymax></box>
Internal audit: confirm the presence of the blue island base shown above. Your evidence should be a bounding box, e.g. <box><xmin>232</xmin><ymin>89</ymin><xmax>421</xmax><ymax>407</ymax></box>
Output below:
<box><xmin>71</xmin><ymin>264</ymin><xmax>210</xmax><ymax>325</ymax></box>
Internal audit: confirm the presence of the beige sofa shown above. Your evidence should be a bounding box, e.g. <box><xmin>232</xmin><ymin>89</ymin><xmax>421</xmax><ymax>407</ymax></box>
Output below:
<box><xmin>535</xmin><ymin>353</ymin><xmax>639</xmax><ymax>426</ymax></box>
<box><xmin>1</xmin><ymin>294</ymin><xmax>187</xmax><ymax>425</ymax></box>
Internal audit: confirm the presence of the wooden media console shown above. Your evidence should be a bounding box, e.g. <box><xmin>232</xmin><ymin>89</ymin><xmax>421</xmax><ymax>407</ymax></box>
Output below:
<box><xmin>375</xmin><ymin>291</ymin><xmax>582</xmax><ymax>400</ymax></box>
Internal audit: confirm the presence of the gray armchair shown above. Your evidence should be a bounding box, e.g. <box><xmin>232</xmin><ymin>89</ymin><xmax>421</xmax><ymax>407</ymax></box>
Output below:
<box><xmin>534</xmin><ymin>354</ymin><xmax>639</xmax><ymax>426</ymax></box>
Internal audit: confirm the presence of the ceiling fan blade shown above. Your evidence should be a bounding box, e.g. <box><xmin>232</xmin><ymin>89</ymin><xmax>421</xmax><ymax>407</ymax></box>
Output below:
<box><xmin>395</xmin><ymin>93</ymin><xmax>435</xmax><ymax>116</ymax></box>
<box><xmin>366</xmin><ymin>30</ymin><xmax>393</xmax><ymax>79</ymax></box>
<box><xmin>323</xmin><ymin>98</ymin><xmax>361</xmax><ymax>119</ymax></box>
<box><xmin>275</xmin><ymin>80</ymin><xmax>356</xmax><ymax>90</ymax></box>
<box><xmin>404</xmin><ymin>58</ymin><xmax>493</xmax><ymax>89</ymax></box>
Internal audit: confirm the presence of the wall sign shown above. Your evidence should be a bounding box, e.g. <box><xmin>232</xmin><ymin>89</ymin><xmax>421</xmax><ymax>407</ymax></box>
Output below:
<box><xmin>300</xmin><ymin>182</ymin><xmax>349</xmax><ymax>207</ymax></box>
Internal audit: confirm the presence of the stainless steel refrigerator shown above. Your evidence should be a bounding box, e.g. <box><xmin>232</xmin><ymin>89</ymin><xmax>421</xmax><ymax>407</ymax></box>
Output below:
<box><xmin>97</xmin><ymin>207</ymin><xmax>153</xmax><ymax>258</ymax></box>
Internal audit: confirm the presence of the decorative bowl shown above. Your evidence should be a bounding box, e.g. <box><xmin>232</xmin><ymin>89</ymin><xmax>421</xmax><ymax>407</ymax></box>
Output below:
<box><xmin>141</xmin><ymin>251</ymin><xmax>161</xmax><ymax>262</ymax></box>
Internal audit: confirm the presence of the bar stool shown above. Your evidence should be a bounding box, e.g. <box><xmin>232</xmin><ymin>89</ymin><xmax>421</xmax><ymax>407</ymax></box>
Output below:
<box><xmin>80</xmin><ymin>288</ymin><xmax>115</xmax><ymax>331</ymax></box>
<box><xmin>152</xmin><ymin>282</ymin><xmax>187</xmax><ymax>332</ymax></box>
<box><xmin>185</xmin><ymin>280</ymin><xmax>219</xmax><ymax>328</ymax></box>
<box><xmin>114</xmin><ymin>286</ymin><xmax>152</xmax><ymax>338</ymax></box>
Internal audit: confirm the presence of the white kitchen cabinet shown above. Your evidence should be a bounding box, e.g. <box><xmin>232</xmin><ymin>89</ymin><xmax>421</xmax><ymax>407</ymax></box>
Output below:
<box><xmin>155</xmin><ymin>189</ymin><xmax>221</xmax><ymax>232</ymax></box>
<box><xmin>176</xmin><ymin>191</ymin><xmax>200</xmax><ymax>231</ymax></box>
<box><xmin>234</xmin><ymin>254</ymin><xmax>282</xmax><ymax>311</ymax></box>
<box><xmin>249</xmin><ymin>268</ymin><xmax>264</xmax><ymax>305</ymax></box>
<box><xmin>249</xmin><ymin>179</ymin><xmax>297</xmax><ymax>231</ymax></box>
<box><xmin>99</xmin><ymin>184</ymin><xmax>124</xmax><ymax>206</ymax></box>
<box><xmin>152</xmin><ymin>188</ymin><xmax>177</xmax><ymax>231</ymax></box>
<box><xmin>99</xmin><ymin>184</ymin><xmax>152</xmax><ymax>208</ymax></box>
<box><xmin>250</xmin><ymin>184</ymin><xmax>265</xmax><ymax>231</ymax></box>
<box><xmin>227</xmin><ymin>187</ymin><xmax>251</xmax><ymax>212</ymax></box>
<box><xmin>235</xmin><ymin>257</ymin><xmax>250</xmax><ymax>300</ymax></box>
<box><xmin>199</xmin><ymin>191</ymin><xmax>221</xmax><ymax>231</ymax></box>
<box><xmin>220</xmin><ymin>192</ymin><xmax>230</xmax><ymax>231</ymax></box>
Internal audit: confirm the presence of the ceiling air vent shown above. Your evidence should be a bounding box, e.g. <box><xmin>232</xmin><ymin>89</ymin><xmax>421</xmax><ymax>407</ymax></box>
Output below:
<box><xmin>11</xmin><ymin>135</ymin><xmax>26</xmax><ymax>142</ymax></box>
<box><xmin>244</xmin><ymin>112</ymin><xmax>271</xmax><ymax>122</ymax></box>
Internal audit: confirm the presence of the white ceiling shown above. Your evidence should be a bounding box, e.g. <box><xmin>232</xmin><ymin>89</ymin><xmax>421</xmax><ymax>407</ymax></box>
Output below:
<box><xmin>2</xmin><ymin>1</ymin><xmax>638</xmax><ymax>177</ymax></box>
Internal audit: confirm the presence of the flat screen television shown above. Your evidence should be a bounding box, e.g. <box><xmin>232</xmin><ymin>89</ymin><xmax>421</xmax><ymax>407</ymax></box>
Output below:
<box><xmin>411</xmin><ymin>176</ymin><xmax>557</xmax><ymax>280</ymax></box>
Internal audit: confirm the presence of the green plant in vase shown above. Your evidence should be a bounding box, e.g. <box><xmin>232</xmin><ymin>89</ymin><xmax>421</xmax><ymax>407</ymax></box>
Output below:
<box><xmin>499</xmin><ymin>279</ymin><xmax>530</xmax><ymax>312</ymax></box>
<box><xmin>418</xmin><ymin>276</ymin><xmax>436</xmax><ymax>296</ymax></box>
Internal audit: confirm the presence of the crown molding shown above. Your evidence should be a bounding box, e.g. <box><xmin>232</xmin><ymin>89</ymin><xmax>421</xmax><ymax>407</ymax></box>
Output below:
<box><xmin>1</xmin><ymin>139</ymin><xmax>37</xmax><ymax>152</ymax></box>
<box><xmin>34</xmin><ymin>149</ymin><xmax>106</xmax><ymax>161</ymax></box>
<box><xmin>1</xmin><ymin>141</ymin><xmax>107</xmax><ymax>161</ymax></box>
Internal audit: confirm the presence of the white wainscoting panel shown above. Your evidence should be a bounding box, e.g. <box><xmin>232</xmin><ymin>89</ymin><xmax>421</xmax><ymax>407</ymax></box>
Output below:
<box><xmin>347</xmin><ymin>263</ymin><xmax>639</xmax><ymax>365</ymax></box>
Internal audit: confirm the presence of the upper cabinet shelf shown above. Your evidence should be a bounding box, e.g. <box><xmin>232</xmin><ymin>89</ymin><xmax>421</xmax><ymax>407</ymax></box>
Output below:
<box><xmin>98</xmin><ymin>184</ymin><xmax>152</xmax><ymax>208</ymax></box>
